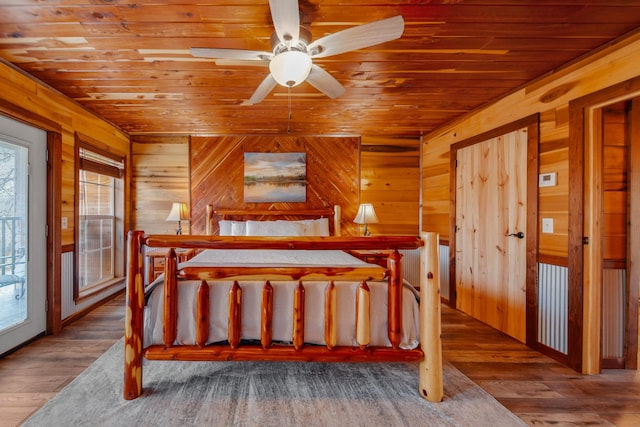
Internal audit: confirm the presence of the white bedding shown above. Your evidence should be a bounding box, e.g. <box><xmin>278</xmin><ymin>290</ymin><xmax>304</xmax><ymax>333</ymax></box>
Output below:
<box><xmin>218</xmin><ymin>217</ymin><xmax>330</xmax><ymax>237</ymax></box>
<box><xmin>144</xmin><ymin>249</ymin><xmax>420</xmax><ymax>349</ymax></box>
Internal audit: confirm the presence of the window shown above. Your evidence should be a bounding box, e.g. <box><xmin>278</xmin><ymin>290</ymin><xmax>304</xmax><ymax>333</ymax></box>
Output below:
<box><xmin>75</xmin><ymin>140</ymin><xmax>125</xmax><ymax>300</ymax></box>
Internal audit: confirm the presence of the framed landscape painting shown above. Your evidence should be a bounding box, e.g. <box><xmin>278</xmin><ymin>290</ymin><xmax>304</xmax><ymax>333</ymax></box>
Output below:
<box><xmin>243</xmin><ymin>152</ymin><xmax>306</xmax><ymax>202</ymax></box>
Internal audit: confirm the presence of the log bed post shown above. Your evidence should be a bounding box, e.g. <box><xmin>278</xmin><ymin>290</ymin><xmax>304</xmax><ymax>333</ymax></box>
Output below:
<box><xmin>419</xmin><ymin>231</ymin><xmax>444</xmax><ymax>402</ymax></box>
<box><xmin>163</xmin><ymin>249</ymin><xmax>178</xmax><ymax>347</ymax></box>
<box><xmin>124</xmin><ymin>230</ymin><xmax>145</xmax><ymax>400</ymax></box>
<box><xmin>261</xmin><ymin>282</ymin><xmax>274</xmax><ymax>349</ymax></box>
<box><xmin>196</xmin><ymin>281</ymin><xmax>210</xmax><ymax>348</ymax></box>
<box><xmin>355</xmin><ymin>282</ymin><xmax>371</xmax><ymax>349</ymax></box>
<box><xmin>228</xmin><ymin>281</ymin><xmax>242</xmax><ymax>348</ymax></box>
<box><xmin>333</xmin><ymin>205</ymin><xmax>341</xmax><ymax>236</ymax></box>
<box><xmin>206</xmin><ymin>204</ymin><xmax>214</xmax><ymax>235</ymax></box>
<box><xmin>292</xmin><ymin>282</ymin><xmax>305</xmax><ymax>350</ymax></box>
<box><xmin>387</xmin><ymin>250</ymin><xmax>402</xmax><ymax>349</ymax></box>
<box><xmin>324</xmin><ymin>282</ymin><xmax>337</xmax><ymax>350</ymax></box>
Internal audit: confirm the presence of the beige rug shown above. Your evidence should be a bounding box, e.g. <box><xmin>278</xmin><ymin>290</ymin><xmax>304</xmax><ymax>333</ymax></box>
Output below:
<box><xmin>23</xmin><ymin>340</ymin><xmax>525</xmax><ymax>426</ymax></box>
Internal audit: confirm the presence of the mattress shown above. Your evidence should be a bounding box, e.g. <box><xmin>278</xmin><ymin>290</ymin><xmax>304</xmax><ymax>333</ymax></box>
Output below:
<box><xmin>144</xmin><ymin>249</ymin><xmax>420</xmax><ymax>349</ymax></box>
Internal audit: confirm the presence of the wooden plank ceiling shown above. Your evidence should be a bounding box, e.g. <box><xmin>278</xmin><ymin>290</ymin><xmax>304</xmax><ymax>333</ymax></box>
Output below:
<box><xmin>1</xmin><ymin>1</ymin><xmax>639</xmax><ymax>137</ymax></box>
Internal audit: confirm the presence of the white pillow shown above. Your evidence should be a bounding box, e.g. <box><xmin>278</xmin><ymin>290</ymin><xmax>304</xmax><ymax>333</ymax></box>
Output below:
<box><xmin>314</xmin><ymin>217</ymin><xmax>330</xmax><ymax>236</ymax></box>
<box><xmin>297</xmin><ymin>218</ymin><xmax>330</xmax><ymax>236</ymax></box>
<box><xmin>219</xmin><ymin>220</ymin><xmax>233</xmax><ymax>236</ymax></box>
<box><xmin>276</xmin><ymin>220</ymin><xmax>307</xmax><ymax>236</ymax></box>
<box><xmin>296</xmin><ymin>219</ymin><xmax>316</xmax><ymax>236</ymax></box>
<box><xmin>231</xmin><ymin>221</ymin><xmax>246</xmax><ymax>236</ymax></box>
<box><xmin>245</xmin><ymin>220</ymin><xmax>306</xmax><ymax>236</ymax></box>
<box><xmin>224</xmin><ymin>218</ymin><xmax>329</xmax><ymax>236</ymax></box>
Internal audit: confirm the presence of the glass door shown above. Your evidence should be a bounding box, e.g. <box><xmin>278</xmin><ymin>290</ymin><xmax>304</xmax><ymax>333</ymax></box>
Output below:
<box><xmin>0</xmin><ymin>115</ymin><xmax>46</xmax><ymax>355</ymax></box>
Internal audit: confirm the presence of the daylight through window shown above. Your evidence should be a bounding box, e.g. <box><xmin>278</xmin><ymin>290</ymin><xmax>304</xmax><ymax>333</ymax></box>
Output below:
<box><xmin>77</xmin><ymin>147</ymin><xmax>124</xmax><ymax>297</ymax></box>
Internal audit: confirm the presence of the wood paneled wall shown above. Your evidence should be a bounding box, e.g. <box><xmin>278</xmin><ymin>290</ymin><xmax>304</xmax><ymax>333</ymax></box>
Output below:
<box><xmin>131</xmin><ymin>135</ymin><xmax>190</xmax><ymax>234</ymax></box>
<box><xmin>360</xmin><ymin>135</ymin><xmax>420</xmax><ymax>236</ymax></box>
<box><xmin>0</xmin><ymin>60</ymin><xmax>130</xmax><ymax>332</ymax></box>
<box><xmin>131</xmin><ymin>134</ymin><xmax>421</xmax><ymax>237</ymax></box>
<box><xmin>190</xmin><ymin>135</ymin><xmax>360</xmax><ymax>236</ymax></box>
<box><xmin>0</xmin><ymin>62</ymin><xmax>130</xmax><ymax>246</ymax></box>
<box><xmin>602</xmin><ymin>102</ymin><xmax>628</xmax><ymax>265</ymax></box>
<box><xmin>538</xmin><ymin>108</ymin><xmax>570</xmax><ymax>260</ymax></box>
<box><xmin>422</xmin><ymin>31</ymin><xmax>640</xmax><ymax>260</ymax></box>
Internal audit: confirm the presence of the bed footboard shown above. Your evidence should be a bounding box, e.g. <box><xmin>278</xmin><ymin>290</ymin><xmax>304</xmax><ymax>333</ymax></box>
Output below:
<box><xmin>124</xmin><ymin>232</ymin><xmax>443</xmax><ymax>402</ymax></box>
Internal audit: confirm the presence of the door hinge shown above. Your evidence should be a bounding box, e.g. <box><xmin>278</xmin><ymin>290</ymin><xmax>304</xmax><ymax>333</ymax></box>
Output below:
<box><xmin>582</xmin><ymin>236</ymin><xmax>589</xmax><ymax>245</ymax></box>
<box><xmin>45</xmin><ymin>299</ymin><xmax>48</xmax><ymax>312</ymax></box>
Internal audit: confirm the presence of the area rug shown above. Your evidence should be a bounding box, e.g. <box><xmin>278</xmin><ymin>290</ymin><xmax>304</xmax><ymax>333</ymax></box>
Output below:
<box><xmin>23</xmin><ymin>340</ymin><xmax>525</xmax><ymax>426</ymax></box>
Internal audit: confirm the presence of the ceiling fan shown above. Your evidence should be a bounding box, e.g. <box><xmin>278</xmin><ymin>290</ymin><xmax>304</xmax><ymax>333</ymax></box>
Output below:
<box><xmin>190</xmin><ymin>0</ymin><xmax>404</xmax><ymax>104</ymax></box>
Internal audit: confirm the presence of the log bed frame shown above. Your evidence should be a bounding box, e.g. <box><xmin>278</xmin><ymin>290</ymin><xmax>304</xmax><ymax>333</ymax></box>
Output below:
<box><xmin>124</xmin><ymin>207</ymin><xmax>443</xmax><ymax>402</ymax></box>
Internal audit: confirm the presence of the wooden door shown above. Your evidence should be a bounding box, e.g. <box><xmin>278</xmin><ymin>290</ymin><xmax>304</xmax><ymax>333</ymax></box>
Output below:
<box><xmin>454</xmin><ymin>129</ymin><xmax>528</xmax><ymax>342</ymax></box>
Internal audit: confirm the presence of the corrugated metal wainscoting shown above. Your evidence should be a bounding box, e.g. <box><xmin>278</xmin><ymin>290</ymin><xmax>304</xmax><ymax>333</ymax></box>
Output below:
<box><xmin>439</xmin><ymin>244</ymin><xmax>449</xmax><ymax>301</ymax></box>
<box><xmin>602</xmin><ymin>268</ymin><xmax>626</xmax><ymax>359</ymax></box>
<box><xmin>398</xmin><ymin>244</ymin><xmax>450</xmax><ymax>301</ymax></box>
<box><xmin>538</xmin><ymin>262</ymin><xmax>568</xmax><ymax>354</ymax></box>
<box><xmin>61</xmin><ymin>250</ymin><xmax>75</xmax><ymax>319</ymax></box>
<box><xmin>537</xmin><ymin>263</ymin><xmax>626</xmax><ymax>358</ymax></box>
<box><xmin>399</xmin><ymin>249</ymin><xmax>421</xmax><ymax>289</ymax></box>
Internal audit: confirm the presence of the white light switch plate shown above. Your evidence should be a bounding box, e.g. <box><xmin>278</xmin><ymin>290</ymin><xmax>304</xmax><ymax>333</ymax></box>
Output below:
<box><xmin>542</xmin><ymin>218</ymin><xmax>554</xmax><ymax>233</ymax></box>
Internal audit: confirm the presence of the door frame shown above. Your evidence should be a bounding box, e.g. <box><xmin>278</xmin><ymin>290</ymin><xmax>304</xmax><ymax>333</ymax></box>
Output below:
<box><xmin>449</xmin><ymin>114</ymin><xmax>539</xmax><ymax>345</ymax></box>
<box><xmin>0</xmin><ymin>100</ymin><xmax>63</xmax><ymax>335</ymax></box>
<box><xmin>568</xmin><ymin>75</ymin><xmax>640</xmax><ymax>373</ymax></box>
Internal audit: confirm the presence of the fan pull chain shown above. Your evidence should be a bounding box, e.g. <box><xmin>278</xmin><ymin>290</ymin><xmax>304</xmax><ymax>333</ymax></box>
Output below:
<box><xmin>287</xmin><ymin>86</ymin><xmax>292</xmax><ymax>133</ymax></box>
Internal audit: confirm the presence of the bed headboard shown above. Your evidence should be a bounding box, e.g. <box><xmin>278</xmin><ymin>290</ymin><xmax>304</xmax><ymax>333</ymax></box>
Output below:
<box><xmin>206</xmin><ymin>205</ymin><xmax>342</xmax><ymax>236</ymax></box>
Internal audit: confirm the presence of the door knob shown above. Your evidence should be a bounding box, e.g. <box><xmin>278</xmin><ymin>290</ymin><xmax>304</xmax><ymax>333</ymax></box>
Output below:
<box><xmin>506</xmin><ymin>231</ymin><xmax>525</xmax><ymax>239</ymax></box>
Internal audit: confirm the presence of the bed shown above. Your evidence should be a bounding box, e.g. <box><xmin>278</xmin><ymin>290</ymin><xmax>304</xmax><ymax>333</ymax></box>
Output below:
<box><xmin>124</xmin><ymin>206</ymin><xmax>443</xmax><ymax>403</ymax></box>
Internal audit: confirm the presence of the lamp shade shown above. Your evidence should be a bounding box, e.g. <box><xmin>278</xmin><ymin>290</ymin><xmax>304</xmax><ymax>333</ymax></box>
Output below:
<box><xmin>353</xmin><ymin>203</ymin><xmax>379</xmax><ymax>225</ymax></box>
<box><xmin>269</xmin><ymin>50</ymin><xmax>312</xmax><ymax>87</ymax></box>
<box><xmin>166</xmin><ymin>202</ymin><xmax>190</xmax><ymax>221</ymax></box>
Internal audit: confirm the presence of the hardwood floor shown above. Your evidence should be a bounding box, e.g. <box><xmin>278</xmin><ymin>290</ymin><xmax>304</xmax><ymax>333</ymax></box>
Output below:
<box><xmin>1</xmin><ymin>293</ymin><xmax>640</xmax><ymax>426</ymax></box>
<box><xmin>441</xmin><ymin>306</ymin><xmax>640</xmax><ymax>426</ymax></box>
<box><xmin>0</xmin><ymin>294</ymin><xmax>125</xmax><ymax>427</ymax></box>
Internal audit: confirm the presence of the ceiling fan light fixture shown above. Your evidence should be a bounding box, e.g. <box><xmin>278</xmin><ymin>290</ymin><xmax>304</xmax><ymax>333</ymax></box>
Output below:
<box><xmin>269</xmin><ymin>50</ymin><xmax>312</xmax><ymax>87</ymax></box>
<box><xmin>190</xmin><ymin>3</ymin><xmax>404</xmax><ymax>104</ymax></box>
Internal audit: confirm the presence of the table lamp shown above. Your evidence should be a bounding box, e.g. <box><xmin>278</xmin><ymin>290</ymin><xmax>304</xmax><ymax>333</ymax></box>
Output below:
<box><xmin>166</xmin><ymin>202</ymin><xmax>189</xmax><ymax>235</ymax></box>
<box><xmin>353</xmin><ymin>203</ymin><xmax>379</xmax><ymax>236</ymax></box>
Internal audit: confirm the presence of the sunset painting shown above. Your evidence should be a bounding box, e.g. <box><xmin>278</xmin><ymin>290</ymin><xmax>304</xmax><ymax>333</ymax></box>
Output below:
<box><xmin>243</xmin><ymin>152</ymin><xmax>306</xmax><ymax>202</ymax></box>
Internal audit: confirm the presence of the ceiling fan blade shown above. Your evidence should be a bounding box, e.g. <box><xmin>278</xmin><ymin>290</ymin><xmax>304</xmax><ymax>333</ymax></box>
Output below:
<box><xmin>247</xmin><ymin>74</ymin><xmax>278</xmax><ymax>105</ymax></box>
<box><xmin>308</xmin><ymin>15</ymin><xmax>404</xmax><ymax>58</ymax></box>
<box><xmin>305</xmin><ymin>65</ymin><xmax>346</xmax><ymax>99</ymax></box>
<box><xmin>190</xmin><ymin>47</ymin><xmax>271</xmax><ymax>61</ymax></box>
<box><xmin>269</xmin><ymin>0</ymin><xmax>300</xmax><ymax>45</ymax></box>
